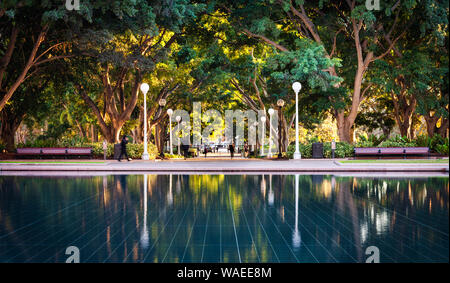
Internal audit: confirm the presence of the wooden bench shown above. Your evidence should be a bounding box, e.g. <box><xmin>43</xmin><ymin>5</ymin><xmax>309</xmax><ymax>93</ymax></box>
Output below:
<box><xmin>354</xmin><ymin>147</ymin><xmax>430</xmax><ymax>159</ymax></box>
<box><xmin>41</xmin><ymin>148</ymin><xmax>67</xmax><ymax>157</ymax></box>
<box><xmin>16</xmin><ymin>148</ymin><xmax>42</xmax><ymax>158</ymax></box>
<box><xmin>67</xmin><ymin>147</ymin><xmax>92</xmax><ymax>158</ymax></box>
<box><xmin>16</xmin><ymin>147</ymin><xmax>92</xmax><ymax>159</ymax></box>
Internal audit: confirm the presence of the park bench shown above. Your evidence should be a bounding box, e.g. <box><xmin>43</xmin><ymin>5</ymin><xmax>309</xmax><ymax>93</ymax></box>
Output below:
<box><xmin>41</xmin><ymin>148</ymin><xmax>67</xmax><ymax>157</ymax></box>
<box><xmin>16</xmin><ymin>148</ymin><xmax>42</xmax><ymax>158</ymax></box>
<box><xmin>354</xmin><ymin>147</ymin><xmax>430</xmax><ymax>159</ymax></box>
<box><xmin>67</xmin><ymin>147</ymin><xmax>92</xmax><ymax>158</ymax></box>
<box><xmin>16</xmin><ymin>147</ymin><xmax>92</xmax><ymax>159</ymax></box>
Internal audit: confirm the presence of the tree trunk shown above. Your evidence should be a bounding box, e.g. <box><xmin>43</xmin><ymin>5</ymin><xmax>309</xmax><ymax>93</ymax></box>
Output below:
<box><xmin>438</xmin><ymin>118</ymin><xmax>449</xmax><ymax>138</ymax></box>
<box><xmin>92</xmin><ymin>125</ymin><xmax>98</xmax><ymax>142</ymax></box>
<box><xmin>155</xmin><ymin>123</ymin><xmax>166</xmax><ymax>157</ymax></box>
<box><xmin>424</xmin><ymin>114</ymin><xmax>439</xmax><ymax>137</ymax></box>
<box><xmin>0</xmin><ymin>110</ymin><xmax>21</xmax><ymax>152</ymax></box>
<box><xmin>392</xmin><ymin>91</ymin><xmax>417</xmax><ymax>138</ymax></box>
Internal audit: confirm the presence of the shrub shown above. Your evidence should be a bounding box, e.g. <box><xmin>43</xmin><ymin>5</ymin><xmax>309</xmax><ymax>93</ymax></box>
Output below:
<box><xmin>379</xmin><ymin>135</ymin><xmax>417</xmax><ymax>148</ymax></box>
<box><xmin>287</xmin><ymin>141</ymin><xmax>354</xmax><ymax>159</ymax></box>
<box><xmin>17</xmin><ymin>139</ymin><xmax>58</xmax><ymax>148</ymax></box>
<box><xmin>16</xmin><ymin>140</ymin><xmax>159</xmax><ymax>159</ymax></box>
<box><xmin>355</xmin><ymin>134</ymin><xmax>385</xmax><ymax>147</ymax></box>
<box><xmin>416</xmin><ymin>134</ymin><xmax>448</xmax><ymax>154</ymax></box>
<box><xmin>435</xmin><ymin>139</ymin><xmax>449</xmax><ymax>155</ymax></box>
<box><xmin>123</xmin><ymin>143</ymin><xmax>158</xmax><ymax>159</ymax></box>
<box><xmin>334</xmin><ymin>142</ymin><xmax>355</xmax><ymax>158</ymax></box>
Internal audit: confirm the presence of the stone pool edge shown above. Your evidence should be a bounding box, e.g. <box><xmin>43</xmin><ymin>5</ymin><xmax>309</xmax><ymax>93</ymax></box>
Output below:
<box><xmin>0</xmin><ymin>160</ymin><xmax>448</xmax><ymax>173</ymax></box>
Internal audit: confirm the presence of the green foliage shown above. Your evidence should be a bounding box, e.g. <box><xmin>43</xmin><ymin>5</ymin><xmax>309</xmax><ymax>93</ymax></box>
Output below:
<box><xmin>379</xmin><ymin>135</ymin><xmax>417</xmax><ymax>148</ymax></box>
<box><xmin>164</xmin><ymin>153</ymin><xmax>184</xmax><ymax>159</ymax></box>
<box><xmin>416</xmin><ymin>134</ymin><xmax>449</xmax><ymax>154</ymax></box>
<box><xmin>263</xmin><ymin>40</ymin><xmax>341</xmax><ymax>91</ymax></box>
<box><xmin>351</xmin><ymin>134</ymin><xmax>449</xmax><ymax>155</ymax></box>
<box><xmin>436</xmin><ymin>142</ymin><xmax>449</xmax><ymax>156</ymax></box>
<box><xmin>286</xmin><ymin>141</ymin><xmax>354</xmax><ymax>159</ymax></box>
<box><xmin>355</xmin><ymin>134</ymin><xmax>386</xmax><ymax>148</ymax></box>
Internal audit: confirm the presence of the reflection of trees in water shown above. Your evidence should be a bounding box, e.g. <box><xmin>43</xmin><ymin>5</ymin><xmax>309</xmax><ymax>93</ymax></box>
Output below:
<box><xmin>0</xmin><ymin>175</ymin><xmax>448</xmax><ymax>262</ymax></box>
<box><xmin>335</xmin><ymin>178</ymin><xmax>363</xmax><ymax>262</ymax></box>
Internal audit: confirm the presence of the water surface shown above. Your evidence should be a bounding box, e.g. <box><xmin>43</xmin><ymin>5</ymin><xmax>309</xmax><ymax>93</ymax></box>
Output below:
<box><xmin>0</xmin><ymin>174</ymin><xmax>448</xmax><ymax>263</ymax></box>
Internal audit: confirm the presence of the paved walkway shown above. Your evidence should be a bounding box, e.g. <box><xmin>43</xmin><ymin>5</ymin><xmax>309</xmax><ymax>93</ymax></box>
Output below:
<box><xmin>0</xmin><ymin>159</ymin><xmax>448</xmax><ymax>173</ymax></box>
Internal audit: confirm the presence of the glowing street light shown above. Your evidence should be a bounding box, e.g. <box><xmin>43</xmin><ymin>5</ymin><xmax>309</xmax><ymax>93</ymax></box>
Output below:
<box><xmin>292</xmin><ymin>82</ymin><xmax>302</xmax><ymax>160</ymax></box>
<box><xmin>277</xmin><ymin>99</ymin><xmax>285</xmax><ymax>158</ymax></box>
<box><xmin>268</xmin><ymin>108</ymin><xmax>275</xmax><ymax>158</ymax></box>
<box><xmin>176</xmin><ymin>115</ymin><xmax>181</xmax><ymax>154</ymax></box>
<box><xmin>167</xmin><ymin>109</ymin><xmax>173</xmax><ymax>155</ymax></box>
<box><xmin>140</xmin><ymin>83</ymin><xmax>150</xmax><ymax>160</ymax></box>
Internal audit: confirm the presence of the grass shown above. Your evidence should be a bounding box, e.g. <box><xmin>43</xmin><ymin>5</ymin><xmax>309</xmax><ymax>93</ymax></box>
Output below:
<box><xmin>0</xmin><ymin>161</ymin><xmax>106</xmax><ymax>164</ymax></box>
<box><xmin>340</xmin><ymin>159</ymin><xmax>449</xmax><ymax>164</ymax></box>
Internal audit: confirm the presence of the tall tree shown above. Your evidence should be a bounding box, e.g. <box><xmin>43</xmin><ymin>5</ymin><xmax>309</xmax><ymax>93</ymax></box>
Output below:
<box><xmin>217</xmin><ymin>0</ymin><xmax>447</xmax><ymax>142</ymax></box>
<box><xmin>74</xmin><ymin>0</ymin><xmax>203</xmax><ymax>142</ymax></box>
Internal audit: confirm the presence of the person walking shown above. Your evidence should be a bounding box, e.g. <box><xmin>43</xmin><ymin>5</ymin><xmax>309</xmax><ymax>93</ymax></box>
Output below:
<box><xmin>229</xmin><ymin>142</ymin><xmax>235</xmax><ymax>159</ymax></box>
<box><xmin>102</xmin><ymin>140</ymin><xmax>108</xmax><ymax>160</ymax></box>
<box><xmin>118</xmin><ymin>135</ymin><xmax>131</xmax><ymax>162</ymax></box>
<box><xmin>244</xmin><ymin>142</ymin><xmax>249</xmax><ymax>158</ymax></box>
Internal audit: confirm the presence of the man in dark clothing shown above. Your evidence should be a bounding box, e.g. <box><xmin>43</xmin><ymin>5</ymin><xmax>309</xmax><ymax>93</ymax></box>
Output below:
<box><xmin>118</xmin><ymin>136</ymin><xmax>130</xmax><ymax>162</ymax></box>
<box><xmin>182</xmin><ymin>144</ymin><xmax>190</xmax><ymax>160</ymax></box>
<box><xmin>229</xmin><ymin>142</ymin><xmax>235</xmax><ymax>159</ymax></box>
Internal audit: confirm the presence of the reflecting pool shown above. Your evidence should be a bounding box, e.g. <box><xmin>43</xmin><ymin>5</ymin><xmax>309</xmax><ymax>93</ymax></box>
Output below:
<box><xmin>0</xmin><ymin>174</ymin><xmax>448</xmax><ymax>263</ymax></box>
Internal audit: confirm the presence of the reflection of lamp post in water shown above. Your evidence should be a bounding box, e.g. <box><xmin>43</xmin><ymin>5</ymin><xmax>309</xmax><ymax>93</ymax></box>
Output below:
<box><xmin>140</xmin><ymin>174</ymin><xmax>149</xmax><ymax>249</ymax></box>
<box><xmin>167</xmin><ymin>174</ymin><xmax>173</xmax><ymax>206</ymax></box>
<box><xmin>176</xmin><ymin>174</ymin><xmax>181</xmax><ymax>193</ymax></box>
<box><xmin>292</xmin><ymin>174</ymin><xmax>301</xmax><ymax>249</ymax></box>
<box><xmin>268</xmin><ymin>174</ymin><xmax>274</xmax><ymax>206</ymax></box>
<box><xmin>260</xmin><ymin>174</ymin><xmax>266</xmax><ymax>198</ymax></box>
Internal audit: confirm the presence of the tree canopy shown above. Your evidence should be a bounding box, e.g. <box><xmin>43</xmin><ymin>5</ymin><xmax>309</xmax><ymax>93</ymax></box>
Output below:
<box><xmin>0</xmin><ymin>0</ymin><xmax>448</xmax><ymax>153</ymax></box>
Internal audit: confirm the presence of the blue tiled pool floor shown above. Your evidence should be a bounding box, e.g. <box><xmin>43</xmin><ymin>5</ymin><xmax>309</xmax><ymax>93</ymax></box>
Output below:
<box><xmin>0</xmin><ymin>174</ymin><xmax>448</xmax><ymax>263</ymax></box>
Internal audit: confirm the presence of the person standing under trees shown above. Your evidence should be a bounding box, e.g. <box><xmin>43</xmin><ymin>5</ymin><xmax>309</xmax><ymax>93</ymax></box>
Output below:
<box><xmin>118</xmin><ymin>136</ymin><xmax>131</xmax><ymax>162</ymax></box>
<box><xmin>244</xmin><ymin>142</ymin><xmax>249</xmax><ymax>158</ymax></box>
<box><xmin>229</xmin><ymin>142</ymin><xmax>235</xmax><ymax>159</ymax></box>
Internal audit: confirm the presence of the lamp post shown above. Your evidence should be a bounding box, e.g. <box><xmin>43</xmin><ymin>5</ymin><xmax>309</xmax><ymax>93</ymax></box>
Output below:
<box><xmin>140</xmin><ymin>83</ymin><xmax>150</xmax><ymax>160</ymax></box>
<box><xmin>157</xmin><ymin>99</ymin><xmax>167</xmax><ymax>158</ymax></box>
<box><xmin>260</xmin><ymin>116</ymin><xmax>266</xmax><ymax>156</ymax></box>
<box><xmin>253</xmin><ymin>121</ymin><xmax>258</xmax><ymax>156</ymax></box>
<box><xmin>292</xmin><ymin>82</ymin><xmax>302</xmax><ymax>160</ymax></box>
<box><xmin>176</xmin><ymin>116</ymin><xmax>181</xmax><ymax>155</ymax></box>
<box><xmin>167</xmin><ymin>109</ymin><xmax>173</xmax><ymax>155</ymax></box>
<box><xmin>268</xmin><ymin>108</ymin><xmax>275</xmax><ymax>158</ymax></box>
<box><xmin>277</xmin><ymin>99</ymin><xmax>285</xmax><ymax>159</ymax></box>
